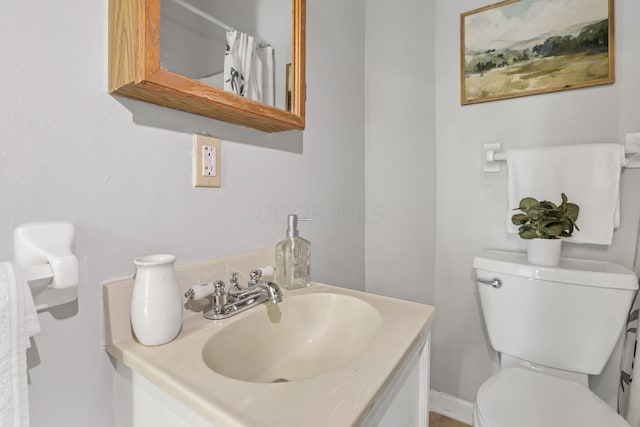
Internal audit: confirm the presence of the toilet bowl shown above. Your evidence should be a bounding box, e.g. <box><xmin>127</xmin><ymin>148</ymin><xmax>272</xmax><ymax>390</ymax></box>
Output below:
<box><xmin>473</xmin><ymin>250</ymin><xmax>638</xmax><ymax>427</ymax></box>
<box><xmin>473</xmin><ymin>368</ymin><xmax>628</xmax><ymax>427</ymax></box>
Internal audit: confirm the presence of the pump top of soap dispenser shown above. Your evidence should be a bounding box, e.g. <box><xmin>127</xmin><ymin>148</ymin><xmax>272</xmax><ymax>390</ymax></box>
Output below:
<box><xmin>286</xmin><ymin>214</ymin><xmax>300</xmax><ymax>238</ymax></box>
<box><xmin>285</xmin><ymin>214</ymin><xmax>311</xmax><ymax>238</ymax></box>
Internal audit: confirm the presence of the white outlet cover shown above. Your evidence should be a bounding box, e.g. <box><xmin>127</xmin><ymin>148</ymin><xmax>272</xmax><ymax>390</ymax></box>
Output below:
<box><xmin>202</xmin><ymin>145</ymin><xmax>216</xmax><ymax>177</ymax></box>
<box><xmin>193</xmin><ymin>135</ymin><xmax>221</xmax><ymax>187</ymax></box>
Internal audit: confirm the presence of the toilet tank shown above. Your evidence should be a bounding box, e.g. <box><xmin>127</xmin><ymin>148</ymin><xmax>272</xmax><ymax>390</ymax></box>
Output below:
<box><xmin>473</xmin><ymin>250</ymin><xmax>638</xmax><ymax>375</ymax></box>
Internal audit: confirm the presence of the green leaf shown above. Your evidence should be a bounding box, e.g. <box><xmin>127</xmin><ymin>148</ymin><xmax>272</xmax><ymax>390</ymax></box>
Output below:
<box><xmin>526</xmin><ymin>208</ymin><xmax>543</xmax><ymax>220</ymax></box>
<box><xmin>541</xmin><ymin>222</ymin><xmax>563</xmax><ymax>237</ymax></box>
<box><xmin>543</xmin><ymin>210</ymin><xmax>562</xmax><ymax>220</ymax></box>
<box><xmin>511</xmin><ymin>214</ymin><xmax>529</xmax><ymax>225</ymax></box>
<box><xmin>539</xmin><ymin>201</ymin><xmax>557</xmax><ymax>210</ymax></box>
<box><xmin>559</xmin><ymin>219</ymin><xmax>574</xmax><ymax>237</ymax></box>
<box><xmin>519</xmin><ymin>228</ymin><xmax>538</xmax><ymax>239</ymax></box>
<box><xmin>541</xmin><ymin>215</ymin><xmax>562</xmax><ymax>226</ymax></box>
<box><xmin>566</xmin><ymin>203</ymin><xmax>579</xmax><ymax>221</ymax></box>
<box><xmin>519</xmin><ymin>197</ymin><xmax>539</xmax><ymax>211</ymax></box>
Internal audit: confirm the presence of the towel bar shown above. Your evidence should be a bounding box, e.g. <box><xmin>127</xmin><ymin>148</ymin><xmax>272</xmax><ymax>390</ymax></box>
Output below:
<box><xmin>483</xmin><ymin>136</ymin><xmax>640</xmax><ymax>173</ymax></box>
<box><xmin>21</xmin><ymin>264</ymin><xmax>54</xmax><ymax>283</ymax></box>
<box><xmin>14</xmin><ymin>222</ymin><xmax>78</xmax><ymax>310</ymax></box>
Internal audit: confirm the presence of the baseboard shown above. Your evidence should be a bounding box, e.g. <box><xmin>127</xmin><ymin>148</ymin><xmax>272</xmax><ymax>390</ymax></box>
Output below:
<box><xmin>429</xmin><ymin>390</ymin><xmax>474</xmax><ymax>425</ymax></box>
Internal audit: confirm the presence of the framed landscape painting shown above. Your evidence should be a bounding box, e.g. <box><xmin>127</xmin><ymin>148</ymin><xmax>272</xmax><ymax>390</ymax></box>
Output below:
<box><xmin>461</xmin><ymin>0</ymin><xmax>614</xmax><ymax>105</ymax></box>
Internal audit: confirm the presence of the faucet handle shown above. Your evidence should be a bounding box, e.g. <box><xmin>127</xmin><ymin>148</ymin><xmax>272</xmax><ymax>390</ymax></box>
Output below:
<box><xmin>249</xmin><ymin>269</ymin><xmax>261</xmax><ymax>286</ymax></box>
<box><xmin>258</xmin><ymin>265</ymin><xmax>275</xmax><ymax>277</ymax></box>
<box><xmin>210</xmin><ymin>280</ymin><xmax>227</xmax><ymax>316</ymax></box>
<box><xmin>230</xmin><ymin>272</ymin><xmax>242</xmax><ymax>290</ymax></box>
<box><xmin>185</xmin><ymin>280</ymin><xmax>226</xmax><ymax>300</ymax></box>
<box><xmin>185</xmin><ymin>281</ymin><xmax>220</xmax><ymax>300</ymax></box>
<box><xmin>213</xmin><ymin>280</ymin><xmax>226</xmax><ymax>294</ymax></box>
<box><xmin>249</xmin><ymin>265</ymin><xmax>275</xmax><ymax>286</ymax></box>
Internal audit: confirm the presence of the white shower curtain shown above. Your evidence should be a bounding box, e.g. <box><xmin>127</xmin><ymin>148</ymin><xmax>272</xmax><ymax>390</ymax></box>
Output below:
<box><xmin>620</xmin><ymin>225</ymin><xmax>640</xmax><ymax>425</ymax></box>
<box><xmin>224</xmin><ymin>30</ymin><xmax>275</xmax><ymax>106</ymax></box>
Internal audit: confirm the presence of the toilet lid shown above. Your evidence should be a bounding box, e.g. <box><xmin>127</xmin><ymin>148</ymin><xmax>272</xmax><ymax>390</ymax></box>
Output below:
<box><xmin>475</xmin><ymin>368</ymin><xmax>629</xmax><ymax>427</ymax></box>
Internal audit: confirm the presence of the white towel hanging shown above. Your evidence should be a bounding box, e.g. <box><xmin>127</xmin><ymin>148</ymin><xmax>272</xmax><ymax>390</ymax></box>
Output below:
<box><xmin>506</xmin><ymin>143</ymin><xmax>624</xmax><ymax>245</ymax></box>
<box><xmin>0</xmin><ymin>262</ymin><xmax>40</xmax><ymax>427</ymax></box>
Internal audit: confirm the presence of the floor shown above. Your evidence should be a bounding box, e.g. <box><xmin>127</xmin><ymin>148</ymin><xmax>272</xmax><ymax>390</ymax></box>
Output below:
<box><xmin>429</xmin><ymin>412</ymin><xmax>471</xmax><ymax>427</ymax></box>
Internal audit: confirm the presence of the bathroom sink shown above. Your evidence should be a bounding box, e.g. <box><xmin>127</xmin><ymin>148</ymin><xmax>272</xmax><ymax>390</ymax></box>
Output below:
<box><xmin>201</xmin><ymin>293</ymin><xmax>382</xmax><ymax>383</ymax></box>
<box><xmin>105</xmin><ymin>258</ymin><xmax>436</xmax><ymax>427</ymax></box>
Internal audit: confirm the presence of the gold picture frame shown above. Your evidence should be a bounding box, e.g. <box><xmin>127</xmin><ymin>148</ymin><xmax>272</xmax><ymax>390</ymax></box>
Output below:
<box><xmin>461</xmin><ymin>0</ymin><xmax>614</xmax><ymax>105</ymax></box>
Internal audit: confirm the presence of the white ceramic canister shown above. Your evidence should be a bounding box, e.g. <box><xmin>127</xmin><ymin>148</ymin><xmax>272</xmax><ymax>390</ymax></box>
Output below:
<box><xmin>131</xmin><ymin>254</ymin><xmax>183</xmax><ymax>346</ymax></box>
<box><xmin>527</xmin><ymin>238</ymin><xmax>562</xmax><ymax>266</ymax></box>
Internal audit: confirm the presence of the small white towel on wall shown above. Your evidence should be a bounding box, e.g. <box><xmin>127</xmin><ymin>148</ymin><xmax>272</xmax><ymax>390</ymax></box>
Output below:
<box><xmin>0</xmin><ymin>262</ymin><xmax>40</xmax><ymax>427</ymax></box>
<box><xmin>506</xmin><ymin>143</ymin><xmax>625</xmax><ymax>245</ymax></box>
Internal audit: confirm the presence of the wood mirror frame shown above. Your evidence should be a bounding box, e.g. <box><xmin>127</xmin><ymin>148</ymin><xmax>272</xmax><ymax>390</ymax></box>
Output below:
<box><xmin>109</xmin><ymin>0</ymin><xmax>306</xmax><ymax>133</ymax></box>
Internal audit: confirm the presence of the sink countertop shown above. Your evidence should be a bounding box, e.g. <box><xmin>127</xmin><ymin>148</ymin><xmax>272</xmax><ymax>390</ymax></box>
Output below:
<box><xmin>103</xmin><ymin>249</ymin><xmax>436</xmax><ymax>427</ymax></box>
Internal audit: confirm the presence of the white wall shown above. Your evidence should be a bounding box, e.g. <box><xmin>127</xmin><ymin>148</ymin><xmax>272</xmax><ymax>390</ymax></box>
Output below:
<box><xmin>0</xmin><ymin>1</ymin><xmax>365</xmax><ymax>426</ymax></box>
<box><xmin>364</xmin><ymin>0</ymin><xmax>436</xmax><ymax>304</ymax></box>
<box><xmin>433</xmin><ymin>0</ymin><xmax>640</xmax><ymax>404</ymax></box>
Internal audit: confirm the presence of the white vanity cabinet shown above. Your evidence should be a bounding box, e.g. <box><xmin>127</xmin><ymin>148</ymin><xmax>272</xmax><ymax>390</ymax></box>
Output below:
<box><xmin>104</xmin><ymin>249</ymin><xmax>435</xmax><ymax>426</ymax></box>
<box><xmin>112</xmin><ymin>338</ymin><xmax>430</xmax><ymax>427</ymax></box>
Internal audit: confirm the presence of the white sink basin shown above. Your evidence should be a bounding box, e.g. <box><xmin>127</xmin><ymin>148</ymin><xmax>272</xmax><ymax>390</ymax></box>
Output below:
<box><xmin>202</xmin><ymin>293</ymin><xmax>382</xmax><ymax>383</ymax></box>
<box><xmin>105</xmin><ymin>249</ymin><xmax>436</xmax><ymax>427</ymax></box>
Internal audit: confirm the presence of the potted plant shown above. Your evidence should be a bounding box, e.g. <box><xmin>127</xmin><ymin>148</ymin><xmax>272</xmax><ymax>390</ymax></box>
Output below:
<box><xmin>511</xmin><ymin>193</ymin><xmax>580</xmax><ymax>266</ymax></box>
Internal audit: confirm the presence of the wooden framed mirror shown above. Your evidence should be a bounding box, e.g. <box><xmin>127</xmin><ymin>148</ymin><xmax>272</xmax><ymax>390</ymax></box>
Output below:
<box><xmin>109</xmin><ymin>0</ymin><xmax>305</xmax><ymax>133</ymax></box>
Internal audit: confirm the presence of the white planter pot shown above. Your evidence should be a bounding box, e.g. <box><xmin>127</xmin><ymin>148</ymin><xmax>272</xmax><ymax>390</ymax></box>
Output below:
<box><xmin>527</xmin><ymin>239</ymin><xmax>562</xmax><ymax>266</ymax></box>
<box><xmin>131</xmin><ymin>254</ymin><xmax>183</xmax><ymax>346</ymax></box>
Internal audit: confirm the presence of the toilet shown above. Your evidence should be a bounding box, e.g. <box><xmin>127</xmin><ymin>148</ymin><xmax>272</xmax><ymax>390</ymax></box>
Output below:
<box><xmin>473</xmin><ymin>250</ymin><xmax>638</xmax><ymax>427</ymax></box>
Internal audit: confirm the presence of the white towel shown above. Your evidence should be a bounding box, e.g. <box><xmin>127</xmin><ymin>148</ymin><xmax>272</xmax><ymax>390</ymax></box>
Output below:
<box><xmin>506</xmin><ymin>143</ymin><xmax>624</xmax><ymax>245</ymax></box>
<box><xmin>0</xmin><ymin>262</ymin><xmax>41</xmax><ymax>427</ymax></box>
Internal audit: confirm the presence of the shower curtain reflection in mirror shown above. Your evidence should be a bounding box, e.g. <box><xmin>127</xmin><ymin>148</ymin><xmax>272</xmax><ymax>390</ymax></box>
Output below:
<box><xmin>160</xmin><ymin>0</ymin><xmax>288</xmax><ymax>111</ymax></box>
<box><xmin>224</xmin><ymin>30</ymin><xmax>275</xmax><ymax>106</ymax></box>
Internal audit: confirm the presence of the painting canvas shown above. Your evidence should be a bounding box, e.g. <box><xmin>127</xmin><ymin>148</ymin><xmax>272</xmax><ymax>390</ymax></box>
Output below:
<box><xmin>461</xmin><ymin>0</ymin><xmax>614</xmax><ymax>105</ymax></box>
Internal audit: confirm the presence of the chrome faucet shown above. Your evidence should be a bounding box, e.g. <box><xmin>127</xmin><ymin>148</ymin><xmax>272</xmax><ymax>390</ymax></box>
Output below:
<box><xmin>229</xmin><ymin>269</ymin><xmax>283</xmax><ymax>303</ymax></box>
<box><xmin>185</xmin><ymin>267</ymin><xmax>283</xmax><ymax>320</ymax></box>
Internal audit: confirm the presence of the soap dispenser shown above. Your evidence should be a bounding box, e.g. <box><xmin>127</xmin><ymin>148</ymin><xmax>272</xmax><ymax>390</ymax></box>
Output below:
<box><xmin>275</xmin><ymin>214</ymin><xmax>311</xmax><ymax>289</ymax></box>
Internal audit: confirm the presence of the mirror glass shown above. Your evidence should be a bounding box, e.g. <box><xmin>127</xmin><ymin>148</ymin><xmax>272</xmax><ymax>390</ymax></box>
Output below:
<box><xmin>160</xmin><ymin>0</ymin><xmax>292</xmax><ymax>112</ymax></box>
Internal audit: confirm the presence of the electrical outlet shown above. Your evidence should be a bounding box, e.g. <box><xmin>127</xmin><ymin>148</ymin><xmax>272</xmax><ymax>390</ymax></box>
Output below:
<box><xmin>193</xmin><ymin>135</ymin><xmax>221</xmax><ymax>188</ymax></box>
